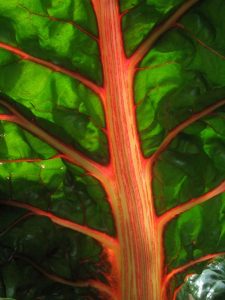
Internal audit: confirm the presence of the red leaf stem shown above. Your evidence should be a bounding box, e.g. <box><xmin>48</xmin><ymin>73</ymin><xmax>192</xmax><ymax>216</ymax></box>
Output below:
<box><xmin>0</xmin><ymin>200</ymin><xmax>118</xmax><ymax>251</ymax></box>
<box><xmin>92</xmin><ymin>1</ymin><xmax>164</xmax><ymax>299</ymax></box>
<box><xmin>158</xmin><ymin>180</ymin><xmax>225</xmax><ymax>229</ymax></box>
<box><xmin>0</xmin><ymin>101</ymin><xmax>110</xmax><ymax>183</ymax></box>
<box><xmin>149</xmin><ymin>98</ymin><xmax>225</xmax><ymax>166</ymax></box>
<box><xmin>15</xmin><ymin>254</ymin><xmax>115</xmax><ymax>299</ymax></box>
<box><xmin>130</xmin><ymin>0</ymin><xmax>199</xmax><ymax>66</ymax></box>
<box><xmin>0</xmin><ymin>42</ymin><xmax>103</xmax><ymax>97</ymax></box>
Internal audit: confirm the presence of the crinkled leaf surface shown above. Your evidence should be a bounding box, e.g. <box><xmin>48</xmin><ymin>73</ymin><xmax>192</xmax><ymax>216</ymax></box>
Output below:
<box><xmin>0</xmin><ymin>0</ymin><xmax>225</xmax><ymax>299</ymax></box>
<box><xmin>178</xmin><ymin>257</ymin><xmax>225</xmax><ymax>300</ymax></box>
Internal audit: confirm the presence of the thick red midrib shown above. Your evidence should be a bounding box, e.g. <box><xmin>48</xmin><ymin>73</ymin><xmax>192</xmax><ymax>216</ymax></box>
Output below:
<box><xmin>92</xmin><ymin>1</ymin><xmax>163</xmax><ymax>299</ymax></box>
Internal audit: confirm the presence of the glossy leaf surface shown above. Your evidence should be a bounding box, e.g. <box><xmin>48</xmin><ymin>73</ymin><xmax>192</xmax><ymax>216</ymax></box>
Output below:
<box><xmin>178</xmin><ymin>257</ymin><xmax>225</xmax><ymax>300</ymax></box>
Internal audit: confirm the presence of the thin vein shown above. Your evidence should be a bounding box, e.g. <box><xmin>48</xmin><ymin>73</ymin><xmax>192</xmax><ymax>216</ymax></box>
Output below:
<box><xmin>0</xmin><ymin>42</ymin><xmax>103</xmax><ymax>96</ymax></box>
<box><xmin>149</xmin><ymin>98</ymin><xmax>225</xmax><ymax>165</ymax></box>
<box><xmin>130</xmin><ymin>0</ymin><xmax>199</xmax><ymax>66</ymax></box>
<box><xmin>18</xmin><ymin>4</ymin><xmax>99</xmax><ymax>42</ymax></box>
<box><xmin>15</xmin><ymin>254</ymin><xmax>114</xmax><ymax>297</ymax></box>
<box><xmin>0</xmin><ymin>100</ymin><xmax>108</xmax><ymax>181</ymax></box>
<box><xmin>176</xmin><ymin>23</ymin><xmax>225</xmax><ymax>61</ymax></box>
<box><xmin>158</xmin><ymin>180</ymin><xmax>225</xmax><ymax>229</ymax></box>
<box><xmin>0</xmin><ymin>200</ymin><xmax>118</xmax><ymax>250</ymax></box>
<box><xmin>163</xmin><ymin>251</ymin><xmax>225</xmax><ymax>293</ymax></box>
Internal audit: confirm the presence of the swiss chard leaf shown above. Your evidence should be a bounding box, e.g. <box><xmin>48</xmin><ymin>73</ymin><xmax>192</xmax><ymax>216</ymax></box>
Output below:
<box><xmin>0</xmin><ymin>0</ymin><xmax>225</xmax><ymax>300</ymax></box>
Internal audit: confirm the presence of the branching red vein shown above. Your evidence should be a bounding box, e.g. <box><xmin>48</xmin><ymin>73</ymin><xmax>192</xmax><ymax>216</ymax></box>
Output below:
<box><xmin>149</xmin><ymin>98</ymin><xmax>225</xmax><ymax>165</ymax></box>
<box><xmin>158</xmin><ymin>180</ymin><xmax>225</xmax><ymax>229</ymax></box>
<box><xmin>130</xmin><ymin>0</ymin><xmax>199</xmax><ymax>66</ymax></box>
<box><xmin>0</xmin><ymin>200</ymin><xmax>118</xmax><ymax>250</ymax></box>
<box><xmin>15</xmin><ymin>254</ymin><xmax>115</xmax><ymax>298</ymax></box>
<box><xmin>162</xmin><ymin>251</ymin><xmax>225</xmax><ymax>295</ymax></box>
<box><xmin>0</xmin><ymin>42</ymin><xmax>103</xmax><ymax>97</ymax></box>
<box><xmin>0</xmin><ymin>100</ymin><xmax>108</xmax><ymax>182</ymax></box>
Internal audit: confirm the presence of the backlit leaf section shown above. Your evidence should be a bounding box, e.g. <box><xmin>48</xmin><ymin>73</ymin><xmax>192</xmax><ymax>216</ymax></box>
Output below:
<box><xmin>0</xmin><ymin>1</ymin><xmax>114</xmax><ymax>299</ymax></box>
<box><xmin>132</xmin><ymin>0</ymin><xmax>225</xmax><ymax>297</ymax></box>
